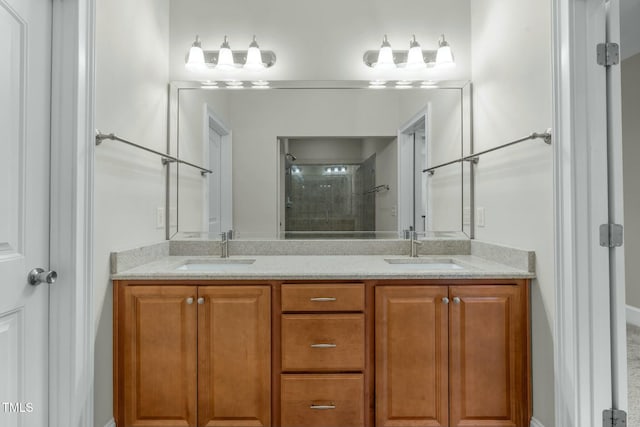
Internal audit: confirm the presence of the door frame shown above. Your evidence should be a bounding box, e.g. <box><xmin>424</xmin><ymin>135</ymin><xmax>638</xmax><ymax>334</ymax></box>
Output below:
<box><xmin>397</xmin><ymin>107</ymin><xmax>428</xmax><ymax>233</ymax></box>
<box><xmin>203</xmin><ymin>105</ymin><xmax>233</xmax><ymax>235</ymax></box>
<box><xmin>49</xmin><ymin>0</ymin><xmax>95</xmax><ymax>426</ymax></box>
<box><xmin>552</xmin><ymin>0</ymin><xmax>617</xmax><ymax>425</ymax></box>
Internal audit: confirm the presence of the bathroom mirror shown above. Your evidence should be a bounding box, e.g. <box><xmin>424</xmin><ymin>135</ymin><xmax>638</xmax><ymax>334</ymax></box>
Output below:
<box><xmin>168</xmin><ymin>81</ymin><xmax>472</xmax><ymax>240</ymax></box>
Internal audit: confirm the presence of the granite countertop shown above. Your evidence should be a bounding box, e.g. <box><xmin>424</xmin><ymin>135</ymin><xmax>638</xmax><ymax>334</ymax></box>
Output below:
<box><xmin>111</xmin><ymin>253</ymin><xmax>535</xmax><ymax>281</ymax></box>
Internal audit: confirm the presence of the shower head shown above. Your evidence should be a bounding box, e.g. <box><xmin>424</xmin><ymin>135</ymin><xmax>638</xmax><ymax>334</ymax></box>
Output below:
<box><xmin>285</xmin><ymin>153</ymin><xmax>297</xmax><ymax>162</ymax></box>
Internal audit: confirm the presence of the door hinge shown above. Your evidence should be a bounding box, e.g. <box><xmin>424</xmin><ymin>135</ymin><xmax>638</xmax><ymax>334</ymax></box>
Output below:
<box><xmin>600</xmin><ymin>224</ymin><xmax>624</xmax><ymax>248</ymax></box>
<box><xmin>597</xmin><ymin>42</ymin><xmax>620</xmax><ymax>66</ymax></box>
<box><xmin>603</xmin><ymin>409</ymin><xmax>627</xmax><ymax>427</ymax></box>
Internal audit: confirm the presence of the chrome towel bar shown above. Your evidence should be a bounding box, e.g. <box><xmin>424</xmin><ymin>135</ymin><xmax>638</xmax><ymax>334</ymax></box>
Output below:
<box><xmin>95</xmin><ymin>131</ymin><xmax>213</xmax><ymax>175</ymax></box>
<box><xmin>423</xmin><ymin>129</ymin><xmax>552</xmax><ymax>175</ymax></box>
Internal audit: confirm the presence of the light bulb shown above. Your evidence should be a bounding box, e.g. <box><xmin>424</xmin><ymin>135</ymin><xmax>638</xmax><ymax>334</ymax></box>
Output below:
<box><xmin>185</xmin><ymin>36</ymin><xmax>206</xmax><ymax>71</ymax></box>
<box><xmin>244</xmin><ymin>36</ymin><xmax>265</xmax><ymax>70</ymax></box>
<box><xmin>375</xmin><ymin>35</ymin><xmax>396</xmax><ymax>69</ymax></box>
<box><xmin>405</xmin><ymin>35</ymin><xmax>426</xmax><ymax>69</ymax></box>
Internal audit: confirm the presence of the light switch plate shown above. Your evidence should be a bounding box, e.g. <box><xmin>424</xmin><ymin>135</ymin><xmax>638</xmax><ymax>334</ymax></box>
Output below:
<box><xmin>476</xmin><ymin>207</ymin><xmax>485</xmax><ymax>227</ymax></box>
<box><xmin>156</xmin><ymin>207</ymin><xmax>165</xmax><ymax>229</ymax></box>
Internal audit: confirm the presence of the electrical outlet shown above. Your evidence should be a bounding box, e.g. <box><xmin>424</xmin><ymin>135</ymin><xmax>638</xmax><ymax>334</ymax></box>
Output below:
<box><xmin>476</xmin><ymin>207</ymin><xmax>486</xmax><ymax>227</ymax></box>
<box><xmin>391</xmin><ymin>206</ymin><xmax>397</xmax><ymax>217</ymax></box>
<box><xmin>156</xmin><ymin>207</ymin><xmax>165</xmax><ymax>229</ymax></box>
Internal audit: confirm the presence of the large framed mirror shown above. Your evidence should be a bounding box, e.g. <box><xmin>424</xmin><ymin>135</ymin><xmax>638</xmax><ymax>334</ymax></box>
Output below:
<box><xmin>168</xmin><ymin>81</ymin><xmax>472</xmax><ymax>240</ymax></box>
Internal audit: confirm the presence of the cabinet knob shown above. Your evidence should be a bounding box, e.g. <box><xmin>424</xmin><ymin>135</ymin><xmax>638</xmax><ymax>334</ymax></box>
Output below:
<box><xmin>186</xmin><ymin>297</ymin><xmax>194</xmax><ymax>305</ymax></box>
<box><xmin>310</xmin><ymin>297</ymin><xmax>337</xmax><ymax>302</ymax></box>
<box><xmin>453</xmin><ymin>297</ymin><xmax>461</xmax><ymax>304</ymax></box>
<box><xmin>197</xmin><ymin>297</ymin><xmax>205</xmax><ymax>305</ymax></box>
<box><xmin>442</xmin><ymin>297</ymin><xmax>450</xmax><ymax>304</ymax></box>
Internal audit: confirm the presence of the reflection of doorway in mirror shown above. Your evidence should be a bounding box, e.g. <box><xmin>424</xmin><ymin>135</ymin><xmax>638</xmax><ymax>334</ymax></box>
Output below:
<box><xmin>205</xmin><ymin>107</ymin><xmax>233</xmax><ymax>236</ymax></box>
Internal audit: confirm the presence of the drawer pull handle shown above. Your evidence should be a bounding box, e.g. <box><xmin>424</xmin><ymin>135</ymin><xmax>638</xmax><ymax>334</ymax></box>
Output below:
<box><xmin>310</xmin><ymin>343</ymin><xmax>337</xmax><ymax>348</ymax></box>
<box><xmin>310</xmin><ymin>297</ymin><xmax>337</xmax><ymax>302</ymax></box>
<box><xmin>310</xmin><ymin>404</ymin><xmax>336</xmax><ymax>410</ymax></box>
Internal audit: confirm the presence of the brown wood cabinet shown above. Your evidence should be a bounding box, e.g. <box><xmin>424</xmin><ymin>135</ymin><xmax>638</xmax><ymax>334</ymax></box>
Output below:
<box><xmin>114</xmin><ymin>279</ymin><xmax>530</xmax><ymax>427</ymax></box>
<box><xmin>375</xmin><ymin>282</ymin><xmax>530</xmax><ymax>427</ymax></box>
<box><xmin>114</xmin><ymin>283</ymin><xmax>271</xmax><ymax>427</ymax></box>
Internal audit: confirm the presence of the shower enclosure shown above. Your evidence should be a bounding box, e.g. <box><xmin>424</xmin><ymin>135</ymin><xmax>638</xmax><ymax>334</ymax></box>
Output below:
<box><xmin>284</xmin><ymin>157</ymin><xmax>376</xmax><ymax>238</ymax></box>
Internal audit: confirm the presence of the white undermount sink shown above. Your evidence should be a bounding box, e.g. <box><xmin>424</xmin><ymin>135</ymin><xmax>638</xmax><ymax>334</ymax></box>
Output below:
<box><xmin>384</xmin><ymin>258</ymin><xmax>466</xmax><ymax>270</ymax></box>
<box><xmin>175</xmin><ymin>259</ymin><xmax>256</xmax><ymax>271</ymax></box>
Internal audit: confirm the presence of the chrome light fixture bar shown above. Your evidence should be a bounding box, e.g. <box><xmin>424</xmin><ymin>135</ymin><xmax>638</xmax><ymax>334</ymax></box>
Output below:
<box><xmin>185</xmin><ymin>35</ymin><xmax>277</xmax><ymax>71</ymax></box>
<box><xmin>363</xmin><ymin>34</ymin><xmax>454</xmax><ymax>69</ymax></box>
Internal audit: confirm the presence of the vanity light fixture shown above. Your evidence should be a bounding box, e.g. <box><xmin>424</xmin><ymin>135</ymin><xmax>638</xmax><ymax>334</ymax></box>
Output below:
<box><xmin>185</xmin><ymin>35</ymin><xmax>277</xmax><ymax>71</ymax></box>
<box><xmin>363</xmin><ymin>34</ymin><xmax>455</xmax><ymax>70</ymax></box>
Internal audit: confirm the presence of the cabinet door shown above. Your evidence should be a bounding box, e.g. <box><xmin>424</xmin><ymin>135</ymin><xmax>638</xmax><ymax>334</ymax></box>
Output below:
<box><xmin>197</xmin><ymin>286</ymin><xmax>271</xmax><ymax>427</ymax></box>
<box><xmin>449</xmin><ymin>285</ymin><xmax>527</xmax><ymax>427</ymax></box>
<box><xmin>375</xmin><ymin>286</ymin><xmax>449</xmax><ymax>427</ymax></box>
<box><xmin>121</xmin><ymin>286</ymin><xmax>197</xmax><ymax>427</ymax></box>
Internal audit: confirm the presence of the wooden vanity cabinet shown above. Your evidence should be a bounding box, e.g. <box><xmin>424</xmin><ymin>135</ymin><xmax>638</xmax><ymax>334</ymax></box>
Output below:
<box><xmin>114</xmin><ymin>279</ymin><xmax>530</xmax><ymax>427</ymax></box>
<box><xmin>375</xmin><ymin>282</ymin><xmax>530</xmax><ymax>427</ymax></box>
<box><xmin>113</xmin><ymin>282</ymin><xmax>271</xmax><ymax>427</ymax></box>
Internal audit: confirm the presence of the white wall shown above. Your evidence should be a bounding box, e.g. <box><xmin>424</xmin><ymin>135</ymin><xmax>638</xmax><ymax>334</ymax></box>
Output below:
<box><xmin>622</xmin><ymin>53</ymin><xmax>640</xmax><ymax>309</ymax></box>
<box><xmin>94</xmin><ymin>0</ymin><xmax>170</xmax><ymax>425</ymax></box>
<box><xmin>168</xmin><ymin>0</ymin><xmax>471</xmax><ymax>82</ymax></box>
<box><xmin>470</xmin><ymin>1</ymin><xmax>554</xmax><ymax>425</ymax></box>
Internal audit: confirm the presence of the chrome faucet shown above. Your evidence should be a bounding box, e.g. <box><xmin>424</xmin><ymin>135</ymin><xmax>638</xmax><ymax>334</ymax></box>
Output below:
<box><xmin>220</xmin><ymin>232</ymin><xmax>229</xmax><ymax>258</ymax></box>
<box><xmin>410</xmin><ymin>231</ymin><xmax>422</xmax><ymax>258</ymax></box>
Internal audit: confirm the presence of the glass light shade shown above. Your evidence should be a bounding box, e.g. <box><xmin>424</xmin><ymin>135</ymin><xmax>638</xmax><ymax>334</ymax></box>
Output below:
<box><xmin>406</xmin><ymin>46</ymin><xmax>425</xmax><ymax>69</ymax></box>
<box><xmin>375</xmin><ymin>35</ymin><xmax>396</xmax><ymax>69</ymax></box>
<box><xmin>244</xmin><ymin>46</ymin><xmax>264</xmax><ymax>70</ymax></box>
<box><xmin>244</xmin><ymin>36</ymin><xmax>265</xmax><ymax>70</ymax></box>
<box><xmin>435</xmin><ymin>35</ymin><xmax>455</xmax><ymax>68</ymax></box>
<box><xmin>185</xmin><ymin>36</ymin><xmax>207</xmax><ymax>72</ymax></box>
<box><xmin>186</xmin><ymin>46</ymin><xmax>206</xmax><ymax>71</ymax></box>
<box><xmin>216</xmin><ymin>36</ymin><xmax>236</xmax><ymax>70</ymax></box>
<box><xmin>405</xmin><ymin>35</ymin><xmax>425</xmax><ymax>69</ymax></box>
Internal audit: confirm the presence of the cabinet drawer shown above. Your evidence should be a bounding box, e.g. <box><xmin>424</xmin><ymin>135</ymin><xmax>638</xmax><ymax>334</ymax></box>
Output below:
<box><xmin>281</xmin><ymin>313</ymin><xmax>365</xmax><ymax>371</ymax></box>
<box><xmin>281</xmin><ymin>284</ymin><xmax>364</xmax><ymax>312</ymax></box>
<box><xmin>281</xmin><ymin>374</ymin><xmax>364</xmax><ymax>427</ymax></box>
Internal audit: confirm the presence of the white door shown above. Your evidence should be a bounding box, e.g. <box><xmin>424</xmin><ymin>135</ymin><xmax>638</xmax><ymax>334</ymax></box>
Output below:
<box><xmin>606</xmin><ymin>0</ymin><xmax>629</xmax><ymax>415</ymax></box>
<box><xmin>205</xmin><ymin>108</ymin><xmax>232</xmax><ymax>236</ymax></box>
<box><xmin>0</xmin><ymin>0</ymin><xmax>51</xmax><ymax>426</ymax></box>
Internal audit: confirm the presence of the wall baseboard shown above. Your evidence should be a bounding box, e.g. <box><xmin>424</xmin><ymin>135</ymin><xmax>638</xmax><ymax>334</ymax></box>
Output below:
<box><xmin>530</xmin><ymin>416</ymin><xmax>545</xmax><ymax>427</ymax></box>
<box><xmin>104</xmin><ymin>418</ymin><xmax>116</xmax><ymax>427</ymax></box>
<box><xmin>627</xmin><ymin>305</ymin><xmax>640</xmax><ymax>327</ymax></box>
